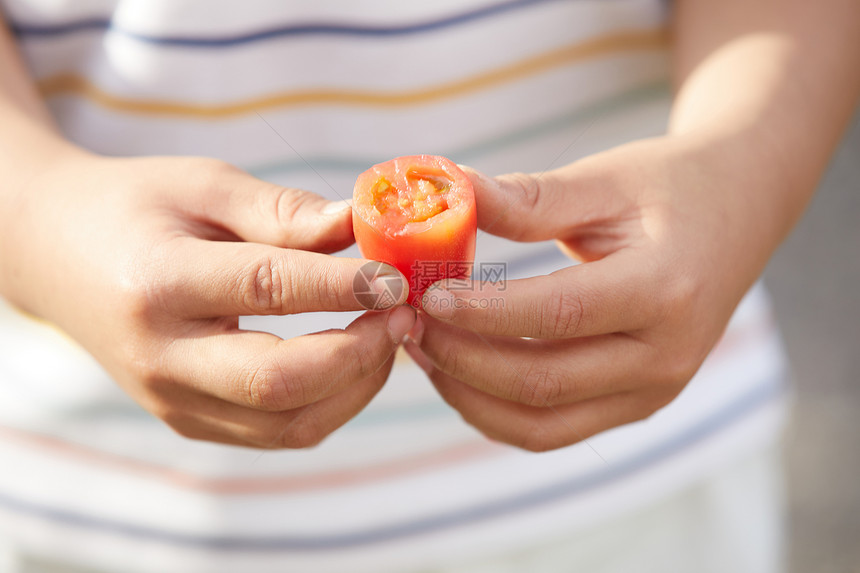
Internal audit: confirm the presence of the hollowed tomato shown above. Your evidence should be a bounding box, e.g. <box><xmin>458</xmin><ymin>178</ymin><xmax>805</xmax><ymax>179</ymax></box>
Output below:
<box><xmin>352</xmin><ymin>155</ymin><xmax>477</xmax><ymax>307</ymax></box>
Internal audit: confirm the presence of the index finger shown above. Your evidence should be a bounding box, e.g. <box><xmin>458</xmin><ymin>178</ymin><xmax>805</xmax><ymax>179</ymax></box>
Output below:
<box><xmin>420</xmin><ymin>249</ymin><xmax>666</xmax><ymax>339</ymax></box>
<box><xmin>160</xmin><ymin>238</ymin><xmax>407</xmax><ymax>318</ymax></box>
<box><xmin>461</xmin><ymin>162</ymin><xmax>636</xmax><ymax>243</ymax></box>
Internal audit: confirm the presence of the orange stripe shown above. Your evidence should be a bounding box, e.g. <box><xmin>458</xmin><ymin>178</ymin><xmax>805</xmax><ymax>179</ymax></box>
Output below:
<box><xmin>37</xmin><ymin>28</ymin><xmax>668</xmax><ymax>118</ymax></box>
<box><xmin>0</xmin><ymin>424</ymin><xmax>504</xmax><ymax>494</ymax></box>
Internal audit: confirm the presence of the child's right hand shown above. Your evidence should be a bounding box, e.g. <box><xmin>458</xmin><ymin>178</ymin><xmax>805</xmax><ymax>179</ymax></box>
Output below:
<box><xmin>0</xmin><ymin>153</ymin><xmax>414</xmax><ymax>448</ymax></box>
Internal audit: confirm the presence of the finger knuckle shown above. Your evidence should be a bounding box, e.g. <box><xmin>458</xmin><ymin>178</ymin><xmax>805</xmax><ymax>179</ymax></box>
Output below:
<box><xmin>112</xmin><ymin>262</ymin><xmax>177</xmax><ymax>392</ymax></box>
<box><xmin>505</xmin><ymin>172</ymin><xmax>542</xmax><ymax>211</ymax></box>
<box><xmin>657</xmin><ymin>272</ymin><xmax>701</xmax><ymax>324</ymax></box>
<box><xmin>116</xmin><ymin>259</ymin><xmax>164</xmax><ymax>324</ymax></box>
<box><xmin>518</xmin><ymin>364</ymin><xmax>565</xmax><ymax>407</ymax></box>
<box><xmin>244</xmin><ymin>362</ymin><xmax>293</xmax><ymax>411</ymax></box>
<box><xmin>118</xmin><ymin>337</ymin><xmax>166</xmax><ymax>389</ymax></box>
<box><xmin>542</xmin><ymin>282</ymin><xmax>585</xmax><ymax>339</ymax></box>
<box><xmin>132</xmin><ymin>358</ymin><xmax>164</xmax><ymax>389</ymax></box>
<box><xmin>335</xmin><ymin>337</ymin><xmax>385</xmax><ymax>381</ymax></box>
<box><xmin>187</xmin><ymin>157</ymin><xmax>240</xmax><ymax>191</ymax></box>
<box><xmin>432</xmin><ymin>340</ymin><xmax>464</xmax><ymax>380</ymax></box>
<box><xmin>673</xmin><ymin>271</ymin><xmax>701</xmax><ymax>303</ymax></box>
<box><xmin>495</xmin><ymin>173</ymin><xmax>542</xmax><ymax>239</ymax></box>
<box><xmin>239</xmin><ymin>257</ymin><xmax>293</xmax><ymax>314</ymax></box>
<box><xmin>309</xmin><ymin>258</ymin><xmax>351</xmax><ymax>308</ymax></box>
<box><xmin>273</xmin><ymin>187</ymin><xmax>312</xmax><ymax>230</ymax></box>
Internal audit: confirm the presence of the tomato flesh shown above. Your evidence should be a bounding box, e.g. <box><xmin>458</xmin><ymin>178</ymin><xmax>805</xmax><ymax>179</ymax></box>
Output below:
<box><xmin>353</xmin><ymin>155</ymin><xmax>477</xmax><ymax>307</ymax></box>
<box><xmin>370</xmin><ymin>175</ymin><xmax>448</xmax><ymax>223</ymax></box>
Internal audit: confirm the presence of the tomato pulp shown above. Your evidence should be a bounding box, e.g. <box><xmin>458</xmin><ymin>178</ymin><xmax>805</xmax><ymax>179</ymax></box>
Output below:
<box><xmin>352</xmin><ymin>155</ymin><xmax>477</xmax><ymax>307</ymax></box>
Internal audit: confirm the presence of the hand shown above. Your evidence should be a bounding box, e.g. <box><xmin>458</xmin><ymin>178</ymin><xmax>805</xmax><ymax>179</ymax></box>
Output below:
<box><xmin>405</xmin><ymin>136</ymin><xmax>775</xmax><ymax>451</ymax></box>
<box><xmin>1</xmin><ymin>153</ymin><xmax>414</xmax><ymax>448</ymax></box>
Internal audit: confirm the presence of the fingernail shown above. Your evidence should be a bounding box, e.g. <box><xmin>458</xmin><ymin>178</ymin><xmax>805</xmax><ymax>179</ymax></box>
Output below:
<box><xmin>404</xmin><ymin>339</ymin><xmax>434</xmax><ymax>375</ymax></box>
<box><xmin>459</xmin><ymin>165</ymin><xmax>498</xmax><ymax>190</ymax></box>
<box><xmin>387</xmin><ymin>305</ymin><xmax>416</xmax><ymax>344</ymax></box>
<box><xmin>406</xmin><ymin>316</ymin><xmax>425</xmax><ymax>346</ymax></box>
<box><xmin>322</xmin><ymin>200</ymin><xmax>352</xmax><ymax>215</ymax></box>
<box><xmin>370</xmin><ymin>266</ymin><xmax>408</xmax><ymax>309</ymax></box>
<box><xmin>422</xmin><ymin>287</ymin><xmax>455</xmax><ymax>319</ymax></box>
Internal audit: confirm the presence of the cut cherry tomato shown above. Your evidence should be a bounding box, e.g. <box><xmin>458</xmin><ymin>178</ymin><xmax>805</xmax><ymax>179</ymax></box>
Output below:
<box><xmin>352</xmin><ymin>155</ymin><xmax>477</xmax><ymax>308</ymax></box>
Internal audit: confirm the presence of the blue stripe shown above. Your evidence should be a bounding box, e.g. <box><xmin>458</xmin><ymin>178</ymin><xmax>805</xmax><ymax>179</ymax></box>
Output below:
<box><xmin>0</xmin><ymin>373</ymin><xmax>785</xmax><ymax>551</ymax></box>
<box><xmin>10</xmin><ymin>0</ymin><xmax>566</xmax><ymax>47</ymax></box>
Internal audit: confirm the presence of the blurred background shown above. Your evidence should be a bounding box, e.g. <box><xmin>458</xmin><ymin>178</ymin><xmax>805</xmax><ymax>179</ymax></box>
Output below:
<box><xmin>765</xmin><ymin>109</ymin><xmax>860</xmax><ymax>572</ymax></box>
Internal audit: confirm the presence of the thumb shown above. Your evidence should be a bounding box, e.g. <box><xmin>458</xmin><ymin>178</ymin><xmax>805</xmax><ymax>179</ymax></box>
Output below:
<box><xmin>460</xmin><ymin>160</ymin><xmax>630</xmax><ymax>242</ymax></box>
<box><xmin>198</xmin><ymin>163</ymin><xmax>355</xmax><ymax>253</ymax></box>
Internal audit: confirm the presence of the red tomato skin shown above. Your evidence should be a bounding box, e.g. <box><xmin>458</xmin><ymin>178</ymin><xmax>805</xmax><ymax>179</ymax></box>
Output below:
<box><xmin>352</xmin><ymin>156</ymin><xmax>477</xmax><ymax>308</ymax></box>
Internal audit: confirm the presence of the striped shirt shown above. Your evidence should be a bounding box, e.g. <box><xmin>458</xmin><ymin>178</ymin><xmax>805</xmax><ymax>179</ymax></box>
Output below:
<box><xmin>0</xmin><ymin>1</ymin><xmax>788</xmax><ymax>571</ymax></box>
